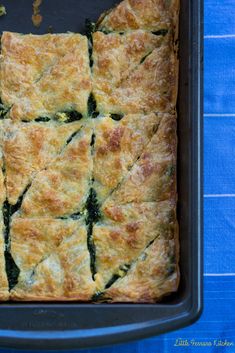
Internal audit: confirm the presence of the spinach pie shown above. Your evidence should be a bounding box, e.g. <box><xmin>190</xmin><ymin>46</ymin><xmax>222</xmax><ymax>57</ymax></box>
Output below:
<box><xmin>0</xmin><ymin>0</ymin><xmax>179</xmax><ymax>302</ymax></box>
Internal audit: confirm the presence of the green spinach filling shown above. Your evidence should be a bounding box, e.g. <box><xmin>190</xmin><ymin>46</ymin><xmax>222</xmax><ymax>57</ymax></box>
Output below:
<box><xmin>66</xmin><ymin>130</ymin><xmax>80</xmax><ymax>145</ymax></box>
<box><xmin>57</xmin><ymin>211</ymin><xmax>81</xmax><ymax>221</ymax></box>
<box><xmin>152</xmin><ymin>29</ymin><xmax>168</xmax><ymax>36</ymax></box>
<box><xmin>90</xmin><ymin>133</ymin><xmax>95</xmax><ymax>148</ymax></box>
<box><xmin>85</xmin><ymin>188</ymin><xmax>101</xmax><ymax>280</ymax></box>
<box><xmin>85</xmin><ymin>19</ymin><xmax>96</xmax><ymax>43</ymax></box>
<box><xmin>59</xmin><ymin>110</ymin><xmax>83</xmax><ymax>122</ymax></box>
<box><xmin>110</xmin><ymin>113</ymin><xmax>124</xmax><ymax>121</ymax></box>
<box><xmin>105</xmin><ymin>264</ymin><xmax>130</xmax><ymax>289</ymax></box>
<box><xmin>88</xmin><ymin>93</ymin><xmax>99</xmax><ymax>118</ymax></box>
<box><xmin>26</xmin><ymin>111</ymin><xmax>83</xmax><ymax>123</ymax></box>
<box><xmin>0</xmin><ymin>4</ymin><xmax>6</xmax><ymax>17</ymax></box>
<box><xmin>87</xmin><ymin>223</ymin><xmax>96</xmax><ymax>279</ymax></box>
<box><xmin>85</xmin><ymin>188</ymin><xmax>101</xmax><ymax>224</ymax></box>
<box><xmin>3</xmin><ymin>184</ymin><xmax>31</xmax><ymax>290</ymax></box>
<box><xmin>4</xmin><ymin>251</ymin><xmax>20</xmax><ymax>291</ymax></box>
<box><xmin>0</xmin><ymin>100</ymin><xmax>9</xmax><ymax>119</ymax></box>
<box><xmin>85</xmin><ymin>19</ymin><xmax>96</xmax><ymax>68</ymax></box>
<box><xmin>34</xmin><ymin>116</ymin><xmax>51</xmax><ymax>122</ymax></box>
<box><xmin>3</xmin><ymin>201</ymin><xmax>20</xmax><ymax>290</ymax></box>
<box><xmin>140</xmin><ymin>51</ymin><xmax>153</xmax><ymax>64</ymax></box>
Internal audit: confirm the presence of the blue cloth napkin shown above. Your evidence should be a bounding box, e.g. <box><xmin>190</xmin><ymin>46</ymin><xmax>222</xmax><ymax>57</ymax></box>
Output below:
<box><xmin>2</xmin><ymin>0</ymin><xmax>235</xmax><ymax>352</ymax></box>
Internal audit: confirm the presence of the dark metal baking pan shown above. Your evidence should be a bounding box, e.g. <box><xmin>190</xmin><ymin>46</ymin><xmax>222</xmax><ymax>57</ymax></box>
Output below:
<box><xmin>0</xmin><ymin>0</ymin><xmax>203</xmax><ymax>350</ymax></box>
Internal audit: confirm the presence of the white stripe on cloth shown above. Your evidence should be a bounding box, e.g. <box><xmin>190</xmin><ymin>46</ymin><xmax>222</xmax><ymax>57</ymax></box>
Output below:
<box><xmin>204</xmin><ymin>114</ymin><xmax>235</xmax><ymax>117</ymax></box>
<box><xmin>204</xmin><ymin>273</ymin><xmax>235</xmax><ymax>276</ymax></box>
<box><xmin>204</xmin><ymin>194</ymin><xmax>235</xmax><ymax>198</ymax></box>
<box><xmin>204</xmin><ymin>34</ymin><xmax>235</xmax><ymax>39</ymax></box>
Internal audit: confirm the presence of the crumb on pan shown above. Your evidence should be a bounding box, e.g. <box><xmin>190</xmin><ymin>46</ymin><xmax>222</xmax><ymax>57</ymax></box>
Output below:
<box><xmin>48</xmin><ymin>25</ymin><xmax>53</xmax><ymax>33</ymax></box>
<box><xmin>32</xmin><ymin>0</ymin><xmax>43</xmax><ymax>27</ymax></box>
<box><xmin>0</xmin><ymin>4</ymin><xmax>6</xmax><ymax>16</ymax></box>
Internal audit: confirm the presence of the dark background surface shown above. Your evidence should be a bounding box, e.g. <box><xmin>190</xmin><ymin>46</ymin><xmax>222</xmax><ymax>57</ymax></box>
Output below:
<box><xmin>0</xmin><ymin>0</ymin><xmax>118</xmax><ymax>34</ymax></box>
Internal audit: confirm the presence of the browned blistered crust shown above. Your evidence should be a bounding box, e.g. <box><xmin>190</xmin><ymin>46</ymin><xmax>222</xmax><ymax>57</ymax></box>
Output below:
<box><xmin>94</xmin><ymin>200</ymin><xmax>177</xmax><ymax>291</ymax></box>
<box><xmin>20</xmin><ymin>124</ymin><xmax>93</xmax><ymax>218</ymax></box>
<box><xmin>97</xmin><ymin>0</ymin><xmax>179</xmax><ymax>34</ymax></box>
<box><xmin>92</xmin><ymin>31</ymin><xmax>178</xmax><ymax>115</ymax></box>
<box><xmin>0</xmin><ymin>32</ymin><xmax>92</xmax><ymax>121</ymax></box>
<box><xmin>10</xmin><ymin>218</ymin><xmax>97</xmax><ymax>301</ymax></box>
<box><xmin>3</xmin><ymin>120</ymin><xmax>83</xmax><ymax>205</ymax></box>
<box><xmin>103</xmin><ymin>113</ymin><xmax>177</xmax><ymax>206</ymax></box>
<box><xmin>93</xmin><ymin>113</ymin><xmax>161</xmax><ymax>201</ymax></box>
<box><xmin>0</xmin><ymin>0</ymin><xmax>179</xmax><ymax>302</ymax></box>
<box><xmin>103</xmin><ymin>236</ymin><xmax>179</xmax><ymax>303</ymax></box>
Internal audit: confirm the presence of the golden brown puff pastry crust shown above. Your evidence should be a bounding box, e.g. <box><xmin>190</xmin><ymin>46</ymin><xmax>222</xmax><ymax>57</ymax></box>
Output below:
<box><xmin>10</xmin><ymin>218</ymin><xmax>96</xmax><ymax>301</ymax></box>
<box><xmin>0</xmin><ymin>32</ymin><xmax>91</xmax><ymax>116</ymax></box>
<box><xmin>20</xmin><ymin>124</ymin><xmax>93</xmax><ymax>218</ymax></box>
<box><xmin>92</xmin><ymin>31</ymin><xmax>178</xmax><ymax>114</ymax></box>
<box><xmin>93</xmin><ymin>113</ymin><xmax>161</xmax><ymax>201</ymax></box>
<box><xmin>0</xmin><ymin>0</ymin><xmax>179</xmax><ymax>302</ymax></box>
<box><xmin>0</xmin><ymin>32</ymin><xmax>91</xmax><ymax>121</ymax></box>
<box><xmin>3</xmin><ymin>120</ymin><xmax>83</xmax><ymax>205</ymax></box>
<box><xmin>103</xmin><ymin>237</ymin><xmax>179</xmax><ymax>303</ymax></box>
<box><xmin>103</xmin><ymin>113</ymin><xmax>177</xmax><ymax>205</ymax></box>
<box><xmin>94</xmin><ymin>200</ymin><xmax>177</xmax><ymax>290</ymax></box>
<box><xmin>98</xmin><ymin>0</ymin><xmax>179</xmax><ymax>33</ymax></box>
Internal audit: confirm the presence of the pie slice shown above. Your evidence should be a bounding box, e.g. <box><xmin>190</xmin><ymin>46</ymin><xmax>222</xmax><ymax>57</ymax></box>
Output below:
<box><xmin>20</xmin><ymin>124</ymin><xmax>93</xmax><ymax>218</ymax></box>
<box><xmin>94</xmin><ymin>200</ymin><xmax>177</xmax><ymax>290</ymax></box>
<box><xmin>0</xmin><ymin>32</ymin><xmax>91</xmax><ymax>118</ymax></box>
<box><xmin>93</xmin><ymin>30</ymin><xmax>165</xmax><ymax>85</ymax></box>
<box><xmin>3</xmin><ymin>120</ymin><xmax>83</xmax><ymax>205</ymax></box>
<box><xmin>10</xmin><ymin>39</ymin><xmax>91</xmax><ymax>121</ymax></box>
<box><xmin>10</xmin><ymin>218</ymin><xmax>96</xmax><ymax>300</ymax></box>
<box><xmin>92</xmin><ymin>30</ymin><xmax>177</xmax><ymax>114</ymax></box>
<box><xmin>103</xmin><ymin>113</ymin><xmax>176</xmax><ymax>205</ymax></box>
<box><xmin>97</xmin><ymin>0</ymin><xmax>179</xmax><ymax>33</ymax></box>
<box><xmin>103</xmin><ymin>237</ymin><xmax>179</xmax><ymax>302</ymax></box>
<box><xmin>93</xmin><ymin>113</ymin><xmax>161</xmax><ymax>201</ymax></box>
